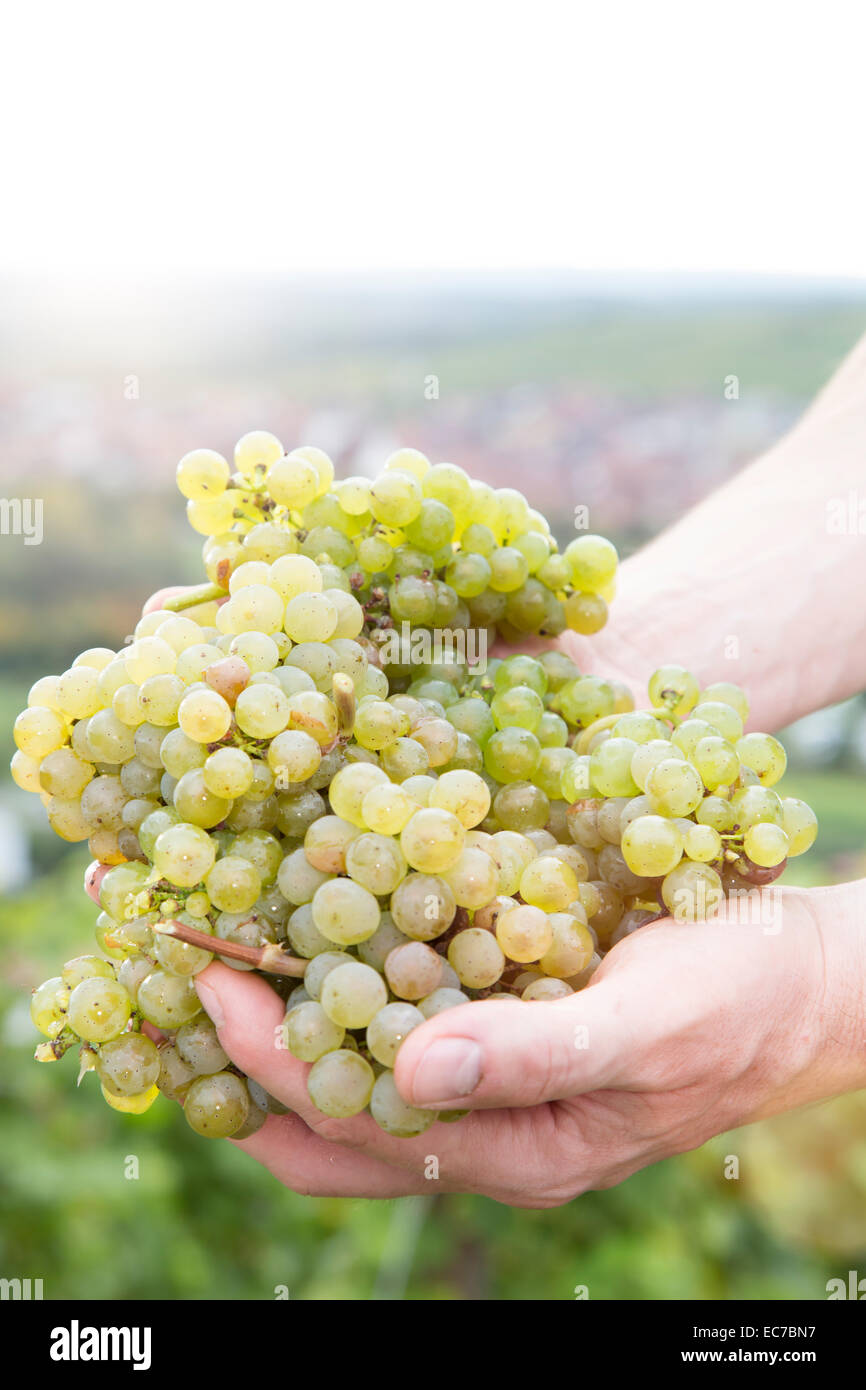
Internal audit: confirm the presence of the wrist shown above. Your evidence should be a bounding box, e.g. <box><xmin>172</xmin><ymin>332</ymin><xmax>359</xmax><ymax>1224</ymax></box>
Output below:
<box><xmin>806</xmin><ymin>880</ymin><xmax>866</xmax><ymax>1101</ymax></box>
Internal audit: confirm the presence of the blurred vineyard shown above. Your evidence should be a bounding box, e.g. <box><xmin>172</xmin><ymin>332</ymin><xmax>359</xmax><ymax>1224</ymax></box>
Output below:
<box><xmin>1</xmin><ymin>279</ymin><xmax>865</xmax><ymax>1299</ymax></box>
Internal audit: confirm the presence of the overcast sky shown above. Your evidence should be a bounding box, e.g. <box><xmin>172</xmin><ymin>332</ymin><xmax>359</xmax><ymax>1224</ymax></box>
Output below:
<box><xmin>2</xmin><ymin>2</ymin><xmax>864</xmax><ymax>278</ymax></box>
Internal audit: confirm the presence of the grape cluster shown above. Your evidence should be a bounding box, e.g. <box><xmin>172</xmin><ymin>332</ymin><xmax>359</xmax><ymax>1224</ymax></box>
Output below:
<box><xmin>14</xmin><ymin>436</ymin><xmax>817</xmax><ymax>1141</ymax></box>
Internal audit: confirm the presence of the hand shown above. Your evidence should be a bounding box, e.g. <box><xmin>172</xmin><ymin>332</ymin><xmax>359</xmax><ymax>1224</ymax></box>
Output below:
<box><xmin>160</xmin><ymin>881</ymin><xmax>865</xmax><ymax>1206</ymax></box>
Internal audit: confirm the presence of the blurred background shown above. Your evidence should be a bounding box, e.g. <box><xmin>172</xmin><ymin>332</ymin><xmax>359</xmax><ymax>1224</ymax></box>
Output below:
<box><xmin>1</xmin><ymin>272</ymin><xmax>866</xmax><ymax>1299</ymax></box>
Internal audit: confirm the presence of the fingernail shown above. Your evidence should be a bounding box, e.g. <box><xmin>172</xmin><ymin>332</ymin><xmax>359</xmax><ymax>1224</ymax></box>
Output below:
<box><xmin>195</xmin><ymin>978</ymin><xmax>225</xmax><ymax>1029</ymax></box>
<box><xmin>411</xmin><ymin>1039</ymin><xmax>482</xmax><ymax>1105</ymax></box>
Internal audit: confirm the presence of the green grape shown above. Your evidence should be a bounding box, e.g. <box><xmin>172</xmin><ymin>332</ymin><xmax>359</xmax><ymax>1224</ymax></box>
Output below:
<box><xmin>736</xmin><ymin>732</ymin><xmax>787</xmax><ymax>787</ymax></box>
<box><xmin>119</xmin><ymin>757</ymin><xmax>161</xmax><ymax>798</ymax></box>
<box><xmin>384</xmin><ymin>447</ymin><xmax>431</xmax><ymax>480</ymax></box>
<box><xmin>302</xmin><ymin>815</ymin><xmax>360</xmax><ymax>873</ymax></box>
<box><xmin>98</xmin><ymin>861</ymin><xmax>151</xmax><ymax>920</ymax></box>
<box><xmin>275</xmin><ymin>786</ymin><xmax>326</xmax><ymax>839</ymax></box>
<box><xmin>385</xmin><ymin>941</ymin><xmax>444</xmax><ymax>999</ymax></box>
<box><xmin>744</xmin><ymin>823</ymin><xmax>789</xmax><ymax>867</ymax></box>
<box><xmin>689</xmin><ymin>700</ymin><xmax>744</xmax><ymax>744</ymax></box>
<box><xmin>410</xmin><ymin>718</ymin><xmax>458</xmax><ymax>768</ymax></box>
<box><xmin>400</xmin><ymin>808</ymin><xmax>465</xmax><ymax>873</ymax></box>
<box><xmin>366</xmin><ymin>1002</ymin><xmax>425</xmax><ymax>1067</ymax></box>
<box><xmin>311</xmin><ymin>878</ymin><xmax>380</xmax><ymax>945</ymax></box>
<box><xmin>418</xmin><ymin>987</ymin><xmax>469</xmax><ymax>1018</ymax></box>
<box><xmin>646</xmin><ymin>758</ymin><xmax>704</xmax><ymax>816</ymax></box>
<box><xmin>563</xmin><ymin>534</ymin><xmax>618</xmax><ymax>592</ymax></box>
<box><xmin>696</xmin><ymin>795</ymin><xmax>735</xmax><ymax>832</ymax></box>
<box><xmin>536</xmin><ymin>711</ymin><xmax>568</xmax><ymax>748</ymax></box>
<box><xmin>388</xmin><ymin>873</ymin><xmax>456</xmax><ymax>941</ymax></box>
<box><xmin>621</xmin><ymin>814</ymin><xmax>684</xmax><ymax>876</ymax></box>
<box><xmin>30</xmin><ymin>976</ymin><xmax>70</xmax><ymax>1037</ymax></box>
<box><xmin>447</xmin><ymin>928</ymin><xmax>505</xmax><ymax>989</ymax></box>
<box><xmin>14</xmin><ymin>706</ymin><xmax>69</xmax><ymax>758</ymax></box>
<box><xmin>328</xmin><ymin>762</ymin><xmax>388</xmax><ymax>826</ymax></box>
<box><xmin>97</xmin><ymin>1033</ymin><xmax>161</xmax><ymax>1096</ymax></box>
<box><xmin>647</xmin><ymin>664</ymin><xmax>700</xmax><ymax>718</ymax></box>
<box><xmin>729</xmin><ymin>785</ymin><xmax>784</xmax><ymax>830</ymax></box>
<box><xmin>445</xmin><ymin>552</ymin><xmax>492</xmax><ymax>598</ymax></box>
<box><xmin>66</xmin><ymin>976</ymin><xmax>131</xmax><ymax>1042</ymax></box>
<box><xmin>691</xmin><ymin>735</ymin><xmax>739</xmax><ymax>790</ymax></box>
<box><xmin>283</xmin><ymin>1000</ymin><xmax>345</xmax><ymax>1061</ymax></box>
<box><xmin>661</xmin><ymin>862</ymin><xmax>723</xmax><ymax>921</ymax></box>
<box><xmin>495</xmin><ymin>903</ymin><xmax>553</xmax><ymax>962</ymax></box>
<box><xmin>427</xmin><ymin>769</ymin><xmax>489</xmax><ymax>828</ymax></box>
<box><xmin>484</xmin><ymin>727</ymin><xmax>540</xmax><ymax>783</ymax></box>
<box><xmin>307</xmin><ymin>1049</ymin><xmax>375</xmax><ymax>1118</ymax></box>
<box><xmin>157</xmin><ymin>1041</ymin><xmax>198</xmax><ymax>1100</ymax></box>
<box><xmin>370</xmin><ymin>469</ymin><xmax>423</xmax><ymax>526</ymax></box>
<box><xmin>354</xmin><ymin>699</ymin><xmax>409</xmax><ymax>751</ymax></box>
<box><xmin>493</xmin><ymin>654</ymin><xmax>547</xmax><ymax>698</ymax></box>
<box><xmin>523</xmin><ymin>977</ymin><xmax>573</xmax><ymax>1000</ymax></box>
<box><xmin>519</xmin><ymin>855</ymin><xmax>579</xmax><ymax>912</ymax></box>
<box><xmin>138</xmin><ymin>807</ymin><xmax>181</xmax><ymax>859</ymax></box>
<box><xmin>230</xmin><ymin>829</ymin><xmax>282</xmax><ymax>884</ymax></box>
<box><xmin>184</xmin><ymin>1071</ymin><xmax>250</xmax><ymax>1138</ymax></box>
<box><xmin>178</xmin><ymin>688</ymin><xmax>233</xmax><ymax>743</ymax></box>
<box><xmin>175</xmin><ymin>1014</ymin><xmax>229</xmax><ymax>1075</ymax></box>
<box><xmin>345</xmin><ymin>832</ymin><xmax>407</xmax><ymax>895</ymax></box>
<box><xmin>780</xmin><ymin>797</ymin><xmax>818</xmax><ymax>856</ymax></box>
<box><xmin>205</xmin><ymin>855</ymin><xmax>261</xmax><ymax>912</ymax></box>
<box><xmin>38</xmin><ymin>747</ymin><xmax>94</xmax><ymax>799</ymax></box>
<box><xmin>538</xmin><ymin>913</ymin><xmax>594</xmax><ymax>978</ymax></box>
<box><xmin>203</xmin><ymin>747</ymin><xmax>253</xmax><ymax>799</ymax></box>
<box><xmin>558</xmin><ymin>676</ymin><xmax>614</xmax><ymax>728</ymax></box>
<box><xmin>490</xmin><ymin>782</ymin><xmax>547</xmax><ymax>834</ymax></box>
<box><xmin>564</xmin><ymin>591</ymin><xmax>608</xmax><ymax>634</ymax></box>
<box><xmin>277</xmin><ymin>847</ymin><xmax>332</xmax><ymax>905</ymax></box>
<box><xmin>320</xmin><ymin>960</ymin><xmax>388</xmax><ymax>1028</ymax></box>
<box><xmin>588</xmin><ymin>738</ymin><xmax>639</xmax><ymax>797</ymax></box>
<box><xmin>441</xmin><ymin>847</ymin><xmax>498</xmax><ymax>909</ymax></box>
<box><xmin>60</xmin><ymin>955</ymin><xmax>116</xmax><ymax>988</ymax></box>
<box><xmin>389</xmin><ymin>575</ymin><xmax>437</xmax><ymax>625</ymax></box>
<box><xmin>173</xmin><ymin>768</ymin><xmax>232</xmax><ymax>829</ymax></box>
<box><xmin>490</xmin><ymin>684</ymin><xmax>544</xmax><ymax>733</ymax></box>
<box><xmin>683</xmin><ymin>823</ymin><xmax>722</xmax><ymax>863</ymax></box>
<box><xmin>176</xmin><ymin>447</ymin><xmax>230</xmax><ymax>500</ymax></box>
<box><xmin>701</xmin><ymin>681</ymin><xmax>749</xmax><ymax>722</ymax></box>
<box><xmin>137</xmin><ymin>969</ymin><xmax>202</xmax><ymax>1028</ymax></box>
<box><xmin>370</xmin><ymin>1071</ymin><xmax>436</xmax><ymax>1136</ymax></box>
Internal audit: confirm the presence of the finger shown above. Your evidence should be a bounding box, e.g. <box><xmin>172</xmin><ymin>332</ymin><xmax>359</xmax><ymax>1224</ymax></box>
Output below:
<box><xmin>142</xmin><ymin>585</ymin><xmax>192</xmax><ymax>616</ymax></box>
<box><xmin>394</xmin><ymin>989</ymin><xmax>630</xmax><ymax>1110</ymax></box>
<box><xmin>234</xmin><ymin>1112</ymin><xmax>430</xmax><ymax>1197</ymax></box>
<box><xmin>85</xmin><ymin>860</ymin><xmax>109</xmax><ymax>904</ymax></box>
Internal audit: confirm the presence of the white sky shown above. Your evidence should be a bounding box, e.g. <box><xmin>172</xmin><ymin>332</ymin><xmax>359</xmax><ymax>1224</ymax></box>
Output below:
<box><xmin>1</xmin><ymin>1</ymin><xmax>864</xmax><ymax>277</ymax></box>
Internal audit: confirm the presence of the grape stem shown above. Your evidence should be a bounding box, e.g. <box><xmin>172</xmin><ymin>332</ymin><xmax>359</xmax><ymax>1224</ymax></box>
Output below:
<box><xmin>163</xmin><ymin>583</ymin><xmax>228</xmax><ymax>612</ymax></box>
<box><xmin>154</xmin><ymin>919</ymin><xmax>307</xmax><ymax>977</ymax></box>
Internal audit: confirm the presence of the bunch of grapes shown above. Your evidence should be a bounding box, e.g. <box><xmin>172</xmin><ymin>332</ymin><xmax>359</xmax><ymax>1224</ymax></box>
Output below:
<box><xmin>13</xmin><ymin>435</ymin><xmax>818</xmax><ymax>1141</ymax></box>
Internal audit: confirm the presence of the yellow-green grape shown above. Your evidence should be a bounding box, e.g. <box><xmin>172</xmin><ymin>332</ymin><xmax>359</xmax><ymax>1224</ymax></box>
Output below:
<box><xmin>691</xmin><ymin>700</ymin><xmax>744</xmax><ymax>744</ymax></box>
<box><xmin>284</xmin><ymin>592</ymin><xmax>338</xmax><ymax>644</ymax></box>
<box><xmin>690</xmin><ymin>734</ymin><xmax>739</xmax><ymax>791</ymax></box>
<box><xmin>701</xmin><ymin>681</ymin><xmax>749</xmax><ymax>722</ymax></box>
<box><xmin>307</xmin><ymin>1049</ymin><xmax>375</xmax><ymax>1118</ymax></box>
<box><xmin>175</xmin><ymin>642</ymin><xmax>223</xmax><ymax>684</ymax></box>
<box><xmin>495</xmin><ymin>903</ymin><xmax>553</xmax><ymax>962</ymax></box>
<box><xmin>267</xmin><ymin>729</ymin><xmax>323</xmax><ymax>784</ymax></box>
<box><xmin>277</xmin><ymin>847</ymin><xmax>332</xmax><ymax>906</ymax></box>
<box><xmin>101</xmin><ymin>1084</ymin><xmax>160</xmax><ymax>1115</ymax></box>
<box><xmin>267</xmin><ymin>452</ymin><xmax>320</xmax><ymax>508</ymax></box>
<box><xmin>186</xmin><ymin>492</ymin><xmax>239</xmax><ymax>536</ymax></box>
<box><xmin>418</xmin><ymin>987</ymin><xmax>470</xmax><ymax>1018</ymax></box>
<box><xmin>490</xmin><ymin>684</ymin><xmax>544</xmax><ymax>733</ymax></box>
<box><xmin>354</xmin><ymin>699</ymin><xmax>409</xmax><ymax>751</ymax></box>
<box><xmin>125</xmin><ymin>637</ymin><xmax>178</xmax><ymax>685</ymax></box>
<box><xmin>27</xmin><ymin>674</ymin><xmax>63</xmax><ymax>710</ymax></box>
<box><xmin>85</xmin><ymin>709</ymin><xmax>137</xmax><ymax>762</ymax></box>
<box><xmin>588</xmin><ymin>737</ymin><xmax>639</xmax><ymax>798</ymax></box>
<box><xmin>176</xmin><ymin>448</ymin><xmax>230</xmax><ymax>500</ymax></box>
<box><xmin>14</xmin><ymin>705</ymin><xmax>68</xmax><ymax>758</ymax></box>
<box><xmin>138</xmin><ymin>674</ymin><xmax>186</xmax><ymax>727</ymax></box>
<box><xmin>204</xmin><ymin>747</ymin><xmax>253</xmax><ymax>798</ymax></box>
<box><xmin>303</xmin><ymin>815</ymin><xmax>361</xmax><ymax>873</ymax></box>
<box><xmin>427</xmin><ymin>770</ymin><xmax>489</xmax><ymax>829</ymax></box>
<box><xmin>483</xmin><ymin>727</ymin><xmax>540</xmax><ymax>784</ymax></box>
<box><xmin>563</xmin><ymin>534</ymin><xmax>618</xmax><ymax>593</ymax></box>
<box><xmin>344</xmin><ymin>832</ymin><xmax>407</xmax><ymax>895</ymax></box>
<box><xmin>137</xmin><ymin>970</ymin><xmax>202</xmax><ymax>1028</ymax></box>
<box><xmin>184</xmin><ymin>1071</ymin><xmax>250</xmax><ymax>1138</ymax></box>
<box><xmin>97</xmin><ymin>1033</ymin><xmax>161</xmax><ymax>1096</ymax></box>
<box><xmin>112</xmin><ymin>682</ymin><xmax>148</xmax><ymax>727</ymax></box>
<box><xmin>736</xmin><ymin>732</ymin><xmax>787</xmax><ymax>787</ymax></box>
<box><xmin>230</xmin><ymin>829</ymin><xmax>282</xmax><ymax>885</ymax></box>
<box><xmin>646</xmin><ymin>758</ymin><xmax>704</xmax><ymax>817</ymax></box>
<box><xmin>156</xmin><ymin>615</ymin><xmax>206</xmax><ymax>654</ymax></box>
<box><xmin>696</xmin><ymin>796</ymin><xmax>735</xmax><ymax>833</ymax></box>
<box><xmin>400</xmin><ymin>808</ymin><xmax>465</xmax><ymax>873</ymax></box>
<box><xmin>326</xmin><ymin>590</ymin><xmax>364</xmax><ymax>640</ymax></box>
<box><xmin>743</xmin><ymin>822</ymin><xmax>789</xmax><ymax>868</ymax></box>
<box><xmin>30</xmin><ymin>976</ymin><xmax>70</xmax><ymax>1037</ymax></box>
<box><xmin>205</xmin><ymin>855</ymin><xmax>262</xmax><ymax>912</ymax></box>
<box><xmin>153</xmin><ymin>823</ymin><xmax>217</xmax><ymax>888</ymax></box>
<box><xmin>488</xmin><ymin>547</ymin><xmax>530</xmax><ymax>593</ymax></box>
<box><xmin>683</xmin><ymin>823</ymin><xmax>722</xmax><ymax>863</ymax></box>
<box><xmin>66</xmin><ymin>976</ymin><xmax>131</xmax><ymax>1042</ymax></box>
<box><xmin>538</xmin><ymin>913</ymin><xmax>595</xmax><ymax>978</ymax></box>
<box><xmin>661</xmin><ymin>862</ymin><xmax>724</xmax><ymax>921</ymax></box>
<box><xmin>390</xmin><ymin>873</ymin><xmax>456</xmax><ymax>940</ymax></box>
<box><xmin>283</xmin><ymin>1000</ymin><xmax>345</xmax><ymax>1062</ymax></box>
<box><xmin>11</xmin><ymin>749</ymin><xmax>43</xmax><ymax>793</ymax></box>
<box><xmin>384</xmin><ymin>447</ymin><xmax>430</xmax><ymax>481</ymax></box>
<box><xmin>61</xmin><ymin>955</ymin><xmax>116</xmax><ymax>988</ymax></box>
<box><xmin>178</xmin><ymin>689</ymin><xmax>232</xmax><ymax>743</ymax></box>
<box><xmin>287</xmin><ymin>691</ymin><xmax>338</xmax><ymax>746</ymax></box>
<box><xmin>357</xmin><ymin>533</ymin><xmax>394</xmax><ymax>572</ymax></box>
<box><xmin>558</xmin><ymin>675</ymin><xmax>615</xmax><ymax>728</ymax></box>
<box><xmin>80</xmin><ymin>775</ymin><xmax>127</xmax><ymax>831</ymax></box>
<box><xmin>370</xmin><ymin>1072</ymin><xmax>436</xmax><ymax>1137</ymax></box>
<box><xmin>380</xmin><ymin>737</ymin><xmax>430</xmax><ymax>782</ymax></box>
<box><xmin>369</xmin><ymin>469</ymin><xmax>423</xmax><ymax>527</ymax></box>
<box><xmin>175</xmin><ymin>1015</ymin><xmax>228</xmax><ymax>1074</ymax></box>
<box><xmin>523</xmin><ymin>977</ymin><xmax>574</xmax><ymax>1001</ymax></box>
<box><xmin>303</xmin><ymin>951</ymin><xmax>353</xmax><ymax>1000</ymax></box>
<box><xmin>234</xmin><ymin>429</ymin><xmax>284</xmax><ymax>480</ymax></box>
<box><xmin>647</xmin><ymin>664</ymin><xmax>700</xmax><ymax>719</ymax></box>
<box><xmin>269</xmin><ymin>553</ymin><xmax>323</xmax><ymax>601</ymax></box>
<box><xmin>564</xmin><ymin>592</ymin><xmax>608</xmax><ymax>634</ymax></box>
<box><xmin>780</xmin><ymin>797</ymin><xmax>818</xmax><ymax>857</ymax></box>
<box><xmin>159</xmin><ymin>730</ymin><xmax>207</xmax><ymax>781</ymax></box>
<box><xmin>311</xmin><ymin>877</ymin><xmax>380</xmax><ymax>945</ymax></box>
<box><xmin>320</xmin><ymin>960</ymin><xmax>388</xmax><ymax>1029</ymax></box>
<box><xmin>385</xmin><ymin>941</ymin><xmax>445</xmax><ymax>999</ymax></box>
<box><xmin>621</xmin><ymin>814</ymin><xmax>684</xmax><ymax>876</ymax></box>
<box><xmin>228</xmin><ymin>632</ymin><xmax>279</xmax><ymax>674</ymax></box>
<box><xmin>232</xmin><ymin>685</ymin><xmax>288</xmax><ymax>739</ymax></box>
<box><xmin>366</xmin><ymin>1003</ymin><xmax>426</xmax><ymax>1070</ymax></box>
<box><xmin>730</xmin><ymin>785</ymin><xmax>784</xmax><ymax>829</ymax></box>
<box><xmin>447</xmin><ymin>928</ymin><xmax>505</xmax><ymax>989</ymax></box>
<box><xmin>173</xmin><ymin>769</ymin><xmax>232</xmax><ymax>828</ymax></box>
<box><xmin>518</xmin><ymin>855</ymin><xmax>579</xmax><ymax>912</ymax></box>
<box><xmin>218</xmin><ymin>585</ymin><xmax>285</xmax><ymax>636</ymax></box>
<box><xmin>325</xmin><ymin>763</ymin><xmax>388</xmax><ymax>827</ymax></box>
<box><xmin>671</xmin><ymin>718</ymin><xmax>715</xmax><ymax>758</ymax></box>
<box><xmin>440</xmin><ymin>847</ymin><xmax>498</xmax><ymax>909</ymax></box>
<box><xmin>292</xmin><ymin>445</ymin><xmax>335</xmax><ymax>496</ymax></box>
<box><xmin>38</xmin><ymin>747</ymin><xmax>94</xmax><ymax>798</ymax></box>
<box><xmin>335</xmin><ymin>475</ymin><xmax>372</xmax><ymax>515</ymax></box>
<box><xmin>360</xmin><ymin>782</ymin><xmax>418</xmax><ymax>835</ymax></box>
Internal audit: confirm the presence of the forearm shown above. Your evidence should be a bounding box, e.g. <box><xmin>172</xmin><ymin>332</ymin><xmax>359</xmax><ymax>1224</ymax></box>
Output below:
<box><xmin>587</xmin><ymin>333</ymin><xmax>866</xmax><ymax>731</ymax></box>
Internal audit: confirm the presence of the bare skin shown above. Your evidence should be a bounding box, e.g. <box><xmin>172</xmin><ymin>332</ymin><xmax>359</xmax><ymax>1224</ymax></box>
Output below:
<box><xmin>86</xmin><ymin>335</ymin><xmax>866</xmax><ymax>1204</ymax></box>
